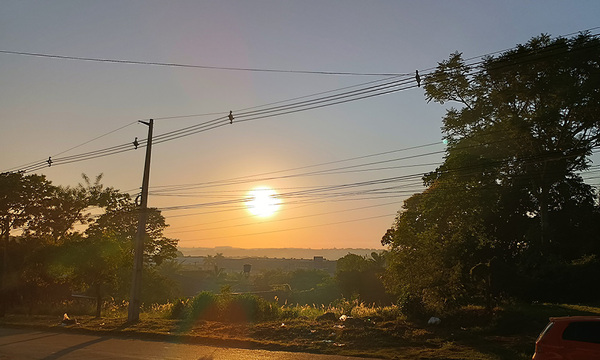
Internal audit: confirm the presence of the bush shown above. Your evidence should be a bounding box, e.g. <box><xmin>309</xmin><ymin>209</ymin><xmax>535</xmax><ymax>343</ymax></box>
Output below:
<box><xmin>398</xmin><ymin>293</ymin><xmax>426</xmax><ymax>320</ymax></box>
<box><xmin>221</xmin><ymin>294</ymin><xmax>280</xmax><ymax>322</ymax></box>
<box><xmin>168</xmin><ymin>298</ymin><xmax>189</xmax><ymax>319</ymax></box>
<box><xmin>174</xmin><ymin>292</ymin><xmax>281</xmax><ymax>323</ymax></box>
<box><xmin>291</xmin><ymin>279</ymin><xmax>341</xmax><ymax>306</ymax></box>
<box><xmin>280</xmin><ymin>306</ymin><xmax>302</xmax><ymax>319</ymax></box>
<box><xmin>188</xmin><ymin>292</ymin><xmax>219</xmax><ymax>321</ymax></box>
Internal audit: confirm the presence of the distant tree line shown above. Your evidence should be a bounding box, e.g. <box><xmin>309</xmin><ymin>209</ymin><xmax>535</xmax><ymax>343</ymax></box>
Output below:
<box><xmin>0</xmin><ymin>172</ymin><xmax>179</xmax><ymax>317</ymax></box>
<box><xmin>177</xmin><ymin>252</ymin><xmax>390</xmax><ymax>307</ymax></box>
<box><xmin>382</xmin><ymin>33</ymin><xmax>600</xmax><ymax>314</ymax></box>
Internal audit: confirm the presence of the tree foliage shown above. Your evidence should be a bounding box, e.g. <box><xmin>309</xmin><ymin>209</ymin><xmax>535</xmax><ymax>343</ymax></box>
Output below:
<box><xmin>336</xmin><ymin>252</ymin><xmax>390</xmax><ymax>304</ymax></box>
<box><xmin>383</xmin><ymin>33</ymin><xmax>600</xmax><ymax>312</ymax></box>
<box><xmin>0</xmin><ymin>172</ymin><xmax>179</xmax><ymax>316</ymax></box>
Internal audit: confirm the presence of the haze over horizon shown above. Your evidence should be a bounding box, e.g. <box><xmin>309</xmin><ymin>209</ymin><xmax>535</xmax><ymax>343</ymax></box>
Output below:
<box><xmin>177</xmin><ymin>246</ymin><xmax>382</xmax><ymax>260</ymax></box>
<box><xmin>2</xmin><ymin>1</ymin><xmax>599</xmax><ymax>250</ymax></box>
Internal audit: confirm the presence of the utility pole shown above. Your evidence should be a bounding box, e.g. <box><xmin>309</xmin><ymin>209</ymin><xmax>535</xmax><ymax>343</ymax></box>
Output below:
<box><xmin>128</xmin><ymin>119</ymin><xmax>153</xmax><ymax>323</ymax></box>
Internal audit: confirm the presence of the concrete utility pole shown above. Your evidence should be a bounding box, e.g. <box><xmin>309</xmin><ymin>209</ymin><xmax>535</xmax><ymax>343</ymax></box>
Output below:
<box><xmin>128</xmin><ymin>119</ymin><xmax>153</xmax><ymax>323</ymax></box>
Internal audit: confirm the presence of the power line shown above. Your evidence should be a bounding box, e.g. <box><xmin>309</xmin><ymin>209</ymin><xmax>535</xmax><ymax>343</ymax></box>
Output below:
<box><xmin>176</xmin><ymin>213</ymin><xmax>397</xmax><ymax>242</ymax></box>
<box><xmin>169</xmin><ymin>200</ymin><xmax>404</xmax><ymax>234</ymax></box>
<box><xmin>3</xmin><ymin>26</ymin><xmax>598</xmax><ymax>78</ymax></box>
<box><xmin>4</xmin><ymin>76</ymin><xmax>411</xmax><ymax>173</ymax></box>
<box><xmin>5</xmin><ymin>75</ymin><xmax>419</xmax><ymax>173</ymax></box>
<box><xmin>150</xmin><ymin>77</ymin><xmax>418</xmax><ymax>145</ymax></box>
<box><xmin>154</xmin><ymin>147</ymin><xmax>600</xmax><ymax>236</ymax></box>
<box><xmin>53</xmin><ymin>121</ymin><xmax>138</xmax><ymax>157</ymax></box>
<box><xmin>0</xmin><ymin>49</ymin><xmax>408</xmax><ymax>77</ymax></box>
<box><xmin>6</xmin><ymin>29</ymin><xmax>599</xmax><ymax>174</ymax></box>
<box><xmin>157</xmin><ymin>173</ymin><xmax>424</xmax><ymax>212</ymax></box>
<box><xmin>156</xmin><ymin>143</ymin><xmax>600</xmax><ymax>214</ymax></box>
<box><xmin>161</xmin><ymin>148</ymin><xmax>600</xmax><ymax>236</ymax></box>
<box><xmin>148</xmin><ymin>167</ymin><xmax>436</xmax><ymax>197</ymax></box>
<box><xmin>154</xmin><ymin>75</ymin><xmax>405</xmax><ymax>121</ymax></box>
<box><xmin>138</xmin><ymin>140</ymin><xmax>600</xmax><ymax>238</ymax></box>
<box><xmin>147</xmin><ymin>142</ymin><xmax>442</xmax><ymax>193</ymax></box>
<box><xmin>147</xmin><ymin>128</ymin><xmax>584</xmax><ymax>195</ymax></box>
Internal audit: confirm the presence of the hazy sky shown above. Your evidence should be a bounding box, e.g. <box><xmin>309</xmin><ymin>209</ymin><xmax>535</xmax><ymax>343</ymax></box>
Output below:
<box><xmin>1</xmin><ymin>1</ymin><xmax>599</xmax><ymax>250</ymax></box>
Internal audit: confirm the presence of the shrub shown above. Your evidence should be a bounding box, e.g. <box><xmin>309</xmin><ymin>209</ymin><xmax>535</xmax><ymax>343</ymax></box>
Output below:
<box><xmin>188</xmin><ymin>292</ymin><xmax>219</xmax><ymax>321</ymax></box>
<box><xmin>177</xmin><ymin>292</ymin><xmax>282</xmax><ymax>323</ymax></box>
<box><xmin>168</xmin><ymin>298</ymin><xmax>189</xmax><ymax>319</ymax></box>
<box><xmin>280</xmin><ymin>306</ymin><xmax>301</xmax><ymax>319</ymax></box>
<box><xmin>376</xmin><ymin>304</ymin><xmax>404</xmax><ymax>321</ymax></box>
<box><xmin>221</xmin><ymin>294</ymin><xmax>280</xmax><ymax>322</ymax></box>
<box><xmin>398</xmin><ymin>293</ymin><xmax>426</xmax><ymax>320</ymax></box>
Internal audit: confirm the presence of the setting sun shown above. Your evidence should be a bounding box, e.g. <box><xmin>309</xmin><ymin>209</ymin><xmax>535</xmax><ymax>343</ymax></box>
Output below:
<box><xmin>245</xmin><ymin>186</ymin><xmax>282</xmax><ymax>218</ymax></box>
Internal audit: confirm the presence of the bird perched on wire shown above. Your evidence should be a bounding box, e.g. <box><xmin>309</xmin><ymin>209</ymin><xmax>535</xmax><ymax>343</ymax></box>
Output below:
<box><xmin>133</xmin><ymin>137</ymin><xmax>139</xmax><ymax>150</ymax></box>
<box><xmin>415</xmin><ymin>70</ymin><xmax>421</xmax><ymax>87</ymax></box>
<box><xmin>47</xmin><ymin>157</ymin><xmax>53</xmax><ymax>167</ymax></box>
<box><xmin>228</xmin><ymin>111</ymin><xmax>234</xmax><ymax>124</ymax></box>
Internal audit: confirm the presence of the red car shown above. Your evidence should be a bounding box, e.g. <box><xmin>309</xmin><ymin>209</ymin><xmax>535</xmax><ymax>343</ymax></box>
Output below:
<box><xmin>533</xmin><ymin>316</ymin><xmax>600</xmax><ymax>359</ymax></box>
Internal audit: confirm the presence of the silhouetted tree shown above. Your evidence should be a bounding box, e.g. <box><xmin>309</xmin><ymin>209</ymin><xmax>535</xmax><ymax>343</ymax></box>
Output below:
<box><xmin>0</xmin><ymin>172</ymin><xmax>55</xmax><ymax>316</ymax></box>
<box><xmin>384</xmin><ymin>33</ymin><xmax>600</xmax><ymax>311</ymax></box>
<box><xmin>1</xmin><ymin>172</ymin><xmax>179</xmax><ymax>316</ymax></box>
<box><xmin>424</xmin><ymin>32</ymin><xmax>600</xmax><ymax>254</ymax></box>
<box><xmin>336</xmin><ymin>252</ymin><xmax>390</xmax><ymax>304</ymax></box>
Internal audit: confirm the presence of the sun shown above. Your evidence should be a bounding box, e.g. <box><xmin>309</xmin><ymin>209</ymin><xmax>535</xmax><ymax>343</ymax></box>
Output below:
<box><xmin>245</xmin><ymin>186</ymin><xmax>282</xmax><ymax>218</ymax></box>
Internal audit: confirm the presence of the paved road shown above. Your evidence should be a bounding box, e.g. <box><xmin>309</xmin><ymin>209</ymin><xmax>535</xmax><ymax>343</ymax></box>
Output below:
<box><xmin>0</xmin><ymin>327</ymin><xmax>377</xmax><ymax>360</ymax></box>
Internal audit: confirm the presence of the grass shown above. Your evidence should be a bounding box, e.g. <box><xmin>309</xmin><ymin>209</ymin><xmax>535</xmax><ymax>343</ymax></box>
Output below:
<box><xmin>2</xmin><ymin>301</ymin><xmax>599</xmax><ymax>360</ymax></box>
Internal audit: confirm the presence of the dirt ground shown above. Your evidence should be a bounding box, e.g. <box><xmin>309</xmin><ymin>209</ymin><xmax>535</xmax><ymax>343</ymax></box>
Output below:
<box><xmin>0</xmin><ymin>313</ymin><xmax>536</xmax><ymax>360</ymax></box>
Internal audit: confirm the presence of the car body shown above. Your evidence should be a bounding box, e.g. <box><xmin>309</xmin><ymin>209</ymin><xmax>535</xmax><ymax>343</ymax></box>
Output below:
<box><xmin>533</xmin><ymin>316</ymin><xmax>600</xmax><ymax>359</ymax></box>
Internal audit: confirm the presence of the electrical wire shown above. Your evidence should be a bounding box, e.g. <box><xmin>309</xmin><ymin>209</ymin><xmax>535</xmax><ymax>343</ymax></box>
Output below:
<box><xmin>154</xmin><ymin>75</ymin><xmax>405</xmax><ymax>121</ymax></box>
<box><xmin>161</xmin><ymin>148</ymin><xmax>600</xmax><ymax>235</ymax></box>
<box><xmin>4</xmin><ymin>75</ymin><xmax>416</xmax><ymax>173</ymax></box>
<box><xmin>5</xmin><ymin>29</ymin><xmax>599</xmax><ymax>174</ymax></box>
<box><xmin>169</xmin><ymin>200</ymin><xmax>404</xmax><ymax>234</ymax></box>
<box><xmin>146</xmin><ymin>129</ymin><xmax>581</xmax><ymax>195</ymax></box>
<box><xmin>0</xmin><ymin>49</ymin><xmax>408</xmax><ymax>76</ymax></box>
<box><xmin>148</xmin><ymin>148</ymin><xmax>444</xmax><ymax>194</ymax></box>
<box><xmin>156</xmin><ymin>143</ymin><xmax>600</xmax><ymax>215</ymax></box>
<box><xmin>164</xmin><ymin>163</ymin><xmax>598</xmax><ymax>234</ymax></box>
<box><xmin>175</xmin><ymin>213</ymin><xmax>398</xmax><ymax>242</ymax></box>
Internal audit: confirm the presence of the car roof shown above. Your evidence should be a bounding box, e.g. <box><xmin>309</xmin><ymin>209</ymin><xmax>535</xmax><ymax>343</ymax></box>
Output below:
<box><xmin>549</xmin><ymin>316</ymin><xmax>600</xmax><ymax>322</ymax></box>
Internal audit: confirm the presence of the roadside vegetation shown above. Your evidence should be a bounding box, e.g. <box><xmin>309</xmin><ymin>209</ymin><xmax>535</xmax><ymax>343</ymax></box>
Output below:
<box><xmin>3</xmin><ymin>296</ymin><xmax>600</xmax><ymax>360</ymax></box>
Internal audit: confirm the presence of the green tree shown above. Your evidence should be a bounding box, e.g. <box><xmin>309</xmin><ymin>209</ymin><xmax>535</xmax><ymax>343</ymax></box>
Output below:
<box><xmin>78</xmin><ymin>189</ymin><xmax>178</xmax><ymax>310</ymax></box>
<box><xmin>1</xmin><ymin>172</ymin><xmax>179</xmax><ymax>316</ymax></box>
<box><xmin>85</xmin><ymin>199</ymin><xmax>178</xmax><ymax>268</ymax></box>
<box><xmin>384</xmin><ymin>33</ymin><xmax>600</xmax><ymax>311</ymax></box>
<box><xmin>22</xmin><ymin>174</ymin><xmax>133</xmax><ymax>316</ymax></box>
<box><xmin>0</xmin><ymin>172</ymin><xmax>55</xmax><ymax>316</ymax></box>
<box><xmin>336</xmin><ymin>252</ymin><xmax>390</xmax><ymax>304</ymax></box>
<box><xmin>288</xmin><ymin>268</ymin><xmax>330</xmax><ymax>291</ymax></box>
<box><xmin>54</xmin><ymin>233</ymin><xmax>128</xmax><ymax>317</ymax></box>
<box><xmin>424</xmin><ymin>33</ymin><xmax>600</xmax><ymax>253</ymax></box>
<box><xmin>381</xmin><ymin>187</ymin><xmax>488</xmax><ymax>313</ymax></box>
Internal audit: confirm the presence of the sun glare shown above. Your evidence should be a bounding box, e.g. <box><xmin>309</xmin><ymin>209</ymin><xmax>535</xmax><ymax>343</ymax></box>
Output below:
<box><xmin>246</xmin><ymin>186</ymin><xmax>282</xmax><ymax>218</ymax></box>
